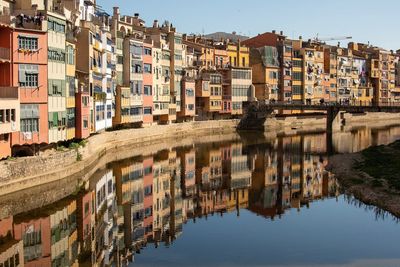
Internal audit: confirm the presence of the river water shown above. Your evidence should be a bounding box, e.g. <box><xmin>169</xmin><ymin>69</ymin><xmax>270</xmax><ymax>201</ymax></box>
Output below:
<box><xmin>1</xmin><ymin>124</ymin><xmax>400</xmax><ymax>267</ymax></box>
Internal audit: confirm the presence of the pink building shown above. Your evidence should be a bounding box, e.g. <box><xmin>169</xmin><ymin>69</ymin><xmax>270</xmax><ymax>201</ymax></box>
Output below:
<box><xmin>13</xmin><ymin>216</ymin><xmax>52</xmax><ymax>267</ymax></box>
<box><xmin>7</xmin><ymin>27</ymin><xmax>48</xmax><ymax>156</ymax></box>
<box><xmin>179</xmin><ymin>76</ymin><xmax>196</xmax><ymax>121</ymax></box>
<box><xmin>143</xmin><ymin>41</ymin><xmax>154</xmax><ymax>125</ymax></box>
<box><xmin>143</xmin><ymin>156</ymin><xmax>153</xmax><ymax>239</ymax></box>
<box><xmin>75</xmin><ymin>81</ymin><xmax>91</xmax><ymax>139</ymax></box>
<box><xmin>77</xmin><ymin>191</ymin><xmax>93</xmax><ymax>250</ymax></box>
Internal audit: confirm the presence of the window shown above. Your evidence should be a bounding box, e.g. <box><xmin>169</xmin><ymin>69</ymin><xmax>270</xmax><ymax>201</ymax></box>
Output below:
<box><xmin>269</xmin><ymin>71</ymin><xmax>278</xmax><ymax>79</ymax></box>
<box><xmin>21</xmin><ymin>118</ymin><xmax>39</xmax><ymax>132</ymax></box>
<box><xmin>130</xmin><ymin>81</ymin><xmax>142</xmax><ymax>95</ymax></box>
<box><xmin>82</xmin><ymin>96</ymin><xmax>89</xmax><ymax>107</ymax></box>
<box><xmin>144</xmin><ymin>63</ymin><xmax>152</xmax><ymax>73</ymax></box>
<box><xmin>144</xmin><ymin>185</ymin><xmax>152</xmax><ymax>196</ymax></box>
<box><xmin>11</xmin><ymin>109</ymin><xmax>15</xmax><ymax>122</ymax></box>
<box><xmin>232</xmin><ymin>102</ymin><xmax>242</xmax><ymax>110</ymax></box>
<box><xmin>232</xmin><ymin>85</ymin><xmax>251</xmax><ymax>97</ymax></box>
<box><xmin>48</xmin><ymin>19</ymin><xmax>65</xmax><ymax>33</ymax></box>
<box><xmin>292</xmin><ymin>60</ymin><xmax>302</xmax><ymax>68</ymax></box>
<box><xmin>67</xmin><ymin>76</ymin><xmax>75</xmax><ymax>97</ymax></box>
<box><xmin>19</xmin><ymin>64</ymin><xmax>39</xmax><ymax>87</ymax></box>
<box><xmin>242</xmin><ymin>57</ymin><xmax>246</xmax><ymax>67</ymax></box>
<box><xmin>144</xmin><ymin>48</ymin><xmax>152</xmax><ymax>55</ymax></box>
<box><xmin>232</xmin><ymin>69</ymin><xmax>251</xmax><ymax>80</ymax></box>
<box><xmin>186</xmin><ymin>88</ymin><xmax>194</xmax><ymax>96</ymax></box>
<box><xmin>188</xmin><ymin>104</ymin><xmax>194</xmax><ymax>110</ymax></box>
<box><xmin>67</xmin><ymin>108</ymin><xmax>75</xmax><ymax>128</ymax></box>
<box><xmin>66</xmin><ymin>45</ymin><xmax>75</xmax><ymax>65</ymax></box>
<box><xmin>130</xmin><ymin>44</ymin><xmax>143</xmax><ymax>56</ymax></box>
<box><xmin>292</xmin><ymin>72</ymin><xmax>302</xmax><ymax>81</ymax></box>
<box><xmin>18</xmin><ymin>36</ymin><xmax>38</xmax><ymax>50</ymax></box>
<box><xmin>48</xmin><ymin>49</ymin><xmax>66</xmax><ymax>62</ymax></box>
<box><xmin>131</xmin><ymin>61</ymin><xmax>142</xmax><ymax>73</ymax></box>
<box><xmin>144</xmin><ymin>107</ymin><xmax>152</xmax><ymax>115</ymax></box>
<box><xmin>49</xmin><ymin>79</ymin><xmax>65</xmax><ymax>96</ymax></box>
<box><xmin>174</xmin><ymin>37</ymin><xmax>182</xmax><ymax>44</ymax></box>
<box><xmin>293</xmin><ymin>85</ymin><xmax>303</xmax><ymax>95</ymax></box>
<box><xmin>83</xmin><ymin>119</ymin><xmax>88</xmax><ymax>129</ymax></box>
<box><xmin>210</xmin><ymin>75</ymin><xmax>222</xmax><ymax>84</ymax></box>
<box><xmin>96</xmin><ymin>105</ymin><xmax>105</xmax><ymax>121</ymax></box>
<box><xmin>0</xmin><ymin>110</ymin><xmax>3</xmax><ymax>123</ymax></box>
<box><xmin>144</xmin><ymin>85</ymin><xmax>152</xmax><ymax>96</ymax></box>
<box><xmin>130</xmin><ymin>107</ymin><xmax>142</xmax><ymax>116</ymax></box>
<box><xmin>48</xmin><ymin>111</ymin><xmax>66</xmax><ymax>128</ymax></box>
<box><xmin>117</xmin><ymin>56</ymin><xmax>123</xmax><ymax>64</ymax></box>
<box><xmin>107</xmin><ymin>105</ymin><xmax>112</xmax><ymax>119</ymax></box>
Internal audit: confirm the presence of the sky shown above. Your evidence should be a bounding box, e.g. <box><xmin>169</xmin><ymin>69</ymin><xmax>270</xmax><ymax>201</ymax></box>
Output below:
<box><xmin>97</xmin><ymin>0</ymin><xmax>399</xmax><ymax>50</ymax></box>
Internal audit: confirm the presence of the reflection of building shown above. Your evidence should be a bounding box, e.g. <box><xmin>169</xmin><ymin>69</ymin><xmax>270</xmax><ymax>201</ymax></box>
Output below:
<box><xmin>12</xmin><ymin>197</ymin><xmax>78</xmax><ymax>267</ymax></box>
<box><xmin>2</xmin><ymin>131</ymin><xmax>346</xmax><ymax>266</ymax></box>
<box><xmin>0</xmin><ymin>217</ymin><xmax>24</xmax><ymax>267</ymax></box>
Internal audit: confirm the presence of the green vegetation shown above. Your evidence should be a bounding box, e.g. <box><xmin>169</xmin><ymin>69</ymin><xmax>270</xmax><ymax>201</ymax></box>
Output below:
<box><xmin>355</xmin><ymin>141</ymin><xmax>400</xmax><ymax>191</ymax></box>
<box><xmin>76</xmin><ymin>151</ymin><xmax>83</xmax><ymax>161</ymax></box>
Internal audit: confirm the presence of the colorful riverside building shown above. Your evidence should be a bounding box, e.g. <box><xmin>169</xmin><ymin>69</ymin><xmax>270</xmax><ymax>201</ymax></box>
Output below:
<box><xmin>111</xmin><ymin>8</ymin><xmax>147</xmax><ymax>126</ymax></box>
<box><xmin>0</xmin><ymin>24</ymin><xmax>19</xmax><ymax>159</ymax></box>
<box><xmin>243</xmin><ymin>31</ymin><xmax>294</xmax><ymax>103</ymax></box>
<box><xmin>74</xmin><ymin>1</ymin><xmax>115</xmax><ymax>134</ymax></box>
<box><xmin>12</xmin><ymin>197</ymin><xmax>79</xmax><ymax>267</ymax></box>
<box><xmin>350</xmin><ymin>42</ymin><xmax>400</xmax><ymax>104</ymax></box>
<box><xmin>217</xmin><ymin>41</ymin><xmax>253</xmax><ymax>116</ymax></box>
<box><xmin>0</xmin><ymin>10</ymin><xmax>49</xmax><ymax>157</ymax></box>
<box><xmin>147</xmin><ymin>21</ymin><xmax>185</xmax><ymax>123</ymax></box>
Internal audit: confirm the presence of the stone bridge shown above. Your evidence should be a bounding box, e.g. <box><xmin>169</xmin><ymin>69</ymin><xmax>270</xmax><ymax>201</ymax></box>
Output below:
<box><xmin>238</xmin><ymin>101</ymin><xmax>400</xmax><ymax>154</ymax></box>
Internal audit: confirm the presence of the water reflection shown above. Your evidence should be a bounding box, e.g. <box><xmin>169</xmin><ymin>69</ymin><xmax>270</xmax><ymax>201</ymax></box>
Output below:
<box><xmin>1</xmin><ymin>124</ymin><xmax>400</xmax><ymax>267</ymax></box>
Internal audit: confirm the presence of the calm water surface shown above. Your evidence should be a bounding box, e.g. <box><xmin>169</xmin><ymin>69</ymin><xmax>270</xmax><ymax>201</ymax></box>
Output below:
<box><xmin>1</xmin><ymin>125</ymin><xmax>400</xmax><ymax>267</ymax></box>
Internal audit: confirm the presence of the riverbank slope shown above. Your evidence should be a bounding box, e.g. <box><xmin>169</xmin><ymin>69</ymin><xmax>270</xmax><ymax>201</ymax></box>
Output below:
<box><xmin>327</xmin><ymin>141</ymin><xmax>400</xmax><ymax>217</ymax></box>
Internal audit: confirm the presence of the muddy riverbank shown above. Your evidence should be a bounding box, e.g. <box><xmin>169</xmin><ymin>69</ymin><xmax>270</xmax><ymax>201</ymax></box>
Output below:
<box><xmin>327</xmin><ymin>141</ymin><xmax>400</xmax><ymax>218</ymax></box>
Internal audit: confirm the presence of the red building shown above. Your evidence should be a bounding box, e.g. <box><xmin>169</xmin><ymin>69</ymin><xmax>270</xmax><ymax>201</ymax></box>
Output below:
<box><xmin>0</xmin><ymin>24</ymin><xmax>19</xmax><ymax>159</ymax></box>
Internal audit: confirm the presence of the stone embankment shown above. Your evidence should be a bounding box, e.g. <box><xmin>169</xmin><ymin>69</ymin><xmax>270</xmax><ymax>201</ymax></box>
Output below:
<box><xmin>0</xmin><ymin>120</ymin><xmax>239</xmax><ymax>196</ymax></box>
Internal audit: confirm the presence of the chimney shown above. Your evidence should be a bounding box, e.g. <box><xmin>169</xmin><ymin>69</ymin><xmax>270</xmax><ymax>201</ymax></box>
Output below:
<box><xmin>272</xmin><ymin>30</ymin><xmax>276</xmax><ymax>34</ymax></box>
<box><xmin>280</xmin><ymin>31</ymin><xmax>283</xmax><ymax>35</ymax></box>
<box><xmin>153</xmin><ymin>20</ymin><xmax>159</xmax><ymax>28</ymax></box>
<box><xmin>134</xmin><ymin>13</ymin><xmax>139</xmax><ymax>18</ymax></box>
<box><xmin>113</xmin><ymin>7</ymin><xmax>120</xmax><ymax>16</ymax></box>
<box><xmin>299</xmin><ymin>36</ymin><xmax>302</xmax><ymax>40</ymax></box>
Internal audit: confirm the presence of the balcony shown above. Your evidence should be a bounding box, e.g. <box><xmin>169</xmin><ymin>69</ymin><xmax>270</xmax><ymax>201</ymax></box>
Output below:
<box><xmin>0</xmin><ymin>87</ymin><xmax>19</xmax><ymax>134</ymax></box>
<box><xmin>0</xmin><ymin>86</ymin><xmax>18</xmax><ymax>99</ymax></box>
<box><xmin>0</xmin><ymin>47</ymin><xmax>10</xmax><ymax>62</ymax></box>
<box><xmin>0</xmin><ymin>13</ymin><xmax>46</xmax><ymax>31</ymax></box>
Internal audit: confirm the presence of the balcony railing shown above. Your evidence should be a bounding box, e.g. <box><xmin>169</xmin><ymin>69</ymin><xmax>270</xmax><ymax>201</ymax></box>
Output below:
<box><xmin>0</xmin><ymin>87</ymin><xmax>18</xmax><ymax>99</ymax></box>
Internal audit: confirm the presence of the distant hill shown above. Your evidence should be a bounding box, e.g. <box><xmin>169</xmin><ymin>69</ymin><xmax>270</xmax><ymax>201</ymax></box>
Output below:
<box><xmin>204</xmin><ymin>32</ymin><xmax>249</xmax><ymax>42</ymax></box>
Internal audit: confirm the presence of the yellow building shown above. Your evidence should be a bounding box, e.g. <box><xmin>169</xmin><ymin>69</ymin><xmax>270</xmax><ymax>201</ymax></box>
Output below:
<box><xmin>66</xmin><ymin>41</ymin><xmax>76</xmax><ymax>140</ymax></box>
<box><xmin>225</xmin><ymin>42</ymin><xmax>250</xmax><ymax>68</ymax></box>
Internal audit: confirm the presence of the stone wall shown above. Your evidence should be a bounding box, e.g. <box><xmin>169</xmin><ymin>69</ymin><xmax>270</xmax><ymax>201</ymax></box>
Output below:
<box><xmin>0</xmin><ymin>120</ymin><xmax>239</xmax><ymax>196</ymax></box>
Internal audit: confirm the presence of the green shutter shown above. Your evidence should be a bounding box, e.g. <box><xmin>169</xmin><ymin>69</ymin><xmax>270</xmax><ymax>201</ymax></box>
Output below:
<box><xmin>52</xmin><ymin>112</ymin><xmax>58</xmax><ymax>127</ymax></box>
